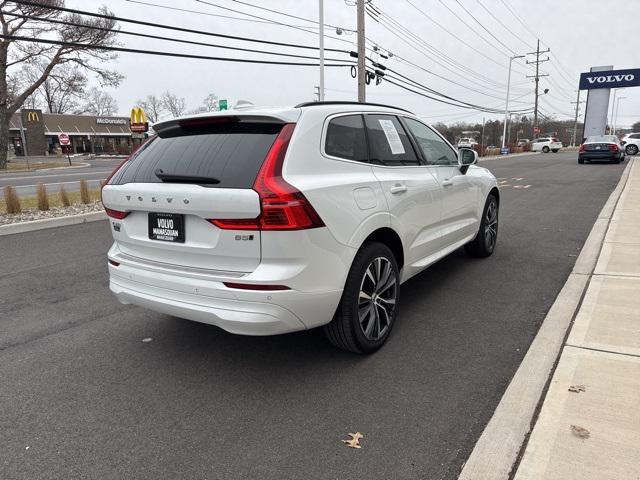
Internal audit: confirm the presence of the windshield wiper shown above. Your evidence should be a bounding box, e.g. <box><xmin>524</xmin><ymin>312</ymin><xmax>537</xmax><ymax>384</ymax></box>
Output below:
<box><xmin>154</xmin><ymin>169</ymin><xmax>220</xmax><ymax>184</ymax></box>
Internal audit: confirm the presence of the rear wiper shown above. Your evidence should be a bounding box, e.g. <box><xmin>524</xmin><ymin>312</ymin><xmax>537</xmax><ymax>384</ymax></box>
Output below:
<box><xmin>154</xmin><ymin>169</ymin><xmax>220</xmax><ymax>184</ymax></box>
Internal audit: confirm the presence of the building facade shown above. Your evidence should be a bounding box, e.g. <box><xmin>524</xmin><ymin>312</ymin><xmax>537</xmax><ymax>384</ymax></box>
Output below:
<box><xmin>9</xmin><ymin>109</ymin><xmax>139</xmax><ymax>157</ymax></box>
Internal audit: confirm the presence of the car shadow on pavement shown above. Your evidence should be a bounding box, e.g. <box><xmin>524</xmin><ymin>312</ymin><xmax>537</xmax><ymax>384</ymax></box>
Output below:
<box><xmin>144</xmin><ymin>247</ymin><xmax>476</xmax><ymax>371</ymax></box>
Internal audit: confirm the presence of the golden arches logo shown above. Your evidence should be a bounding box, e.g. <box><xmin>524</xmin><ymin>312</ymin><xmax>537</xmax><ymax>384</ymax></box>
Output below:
<box><xmin>130</xmin><ymin>107</ymin><xmax>147</xmax><ymax>124</ymax></box>
<box><xmin>27</xmin><ymin>111</ymin><xmax>39</xmax><ymax>122</ymax></box>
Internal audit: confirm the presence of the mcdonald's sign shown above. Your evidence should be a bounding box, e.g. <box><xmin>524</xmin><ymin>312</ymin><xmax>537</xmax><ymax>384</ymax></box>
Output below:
<box><xmin>27</xmin><ymin>111</ymin><xmax>40</xmax><ymax>122</ymax></box>
<box><xmin>130</xmin><ymin>107</ymin><xmax>149</xmax><ymax>133</ymax></box>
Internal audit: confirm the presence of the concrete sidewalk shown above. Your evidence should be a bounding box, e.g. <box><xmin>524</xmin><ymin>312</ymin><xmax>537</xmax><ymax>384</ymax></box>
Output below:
<box><xmin>514</xmin><ymin>159</ymin><xmax>640</xmax><ymax>480</ymax></box>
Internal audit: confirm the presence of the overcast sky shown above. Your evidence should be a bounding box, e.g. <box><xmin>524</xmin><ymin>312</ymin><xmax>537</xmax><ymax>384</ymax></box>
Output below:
<box><xmin>67</xmin><ymin>0</ymin><xmax>640</xmax><ymax>127</ymax></box>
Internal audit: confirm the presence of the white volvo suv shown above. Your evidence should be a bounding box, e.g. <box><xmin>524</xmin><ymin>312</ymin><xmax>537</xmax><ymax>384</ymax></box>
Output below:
<box><xmin>103</xmin><ymin>102</ymin><xmax>499</xmax><ymax>353</ymax></box>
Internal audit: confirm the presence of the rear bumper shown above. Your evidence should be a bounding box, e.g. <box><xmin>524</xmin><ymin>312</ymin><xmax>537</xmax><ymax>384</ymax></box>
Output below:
<box><xmin>579</xmin><ymin>151</ymin><xmax>622</xmax><ymax>161</ymax></box>
<box><xmin>108</xmin><ymin>248</ymin><xmax>344</xmax><ymax>335</ymax></box>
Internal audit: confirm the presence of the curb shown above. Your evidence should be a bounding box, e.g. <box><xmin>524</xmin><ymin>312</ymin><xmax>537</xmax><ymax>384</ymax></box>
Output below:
<box><xmin>34</xmin><ymin>162</ymin><xmax>91</xmax><ymax>172</ymax></box>
<box><xmin>0</xmin><ymin>210</ymin><xmax>107</xmax><ymax>236</ymax></box>
<box><xmin>458</xmin><ymin>158</ymin><xmax>634</xmax><ymax>480</ymax></box>
<box><xmin>478</xmin><ymin>152</ymin><xmax>540</xmax><ymax>162</ymax></box>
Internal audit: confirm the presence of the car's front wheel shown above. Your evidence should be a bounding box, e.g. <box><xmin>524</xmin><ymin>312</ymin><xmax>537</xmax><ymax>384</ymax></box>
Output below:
<box><xmin>552</xmin><ymin>149</ymin><xmax>559</xmax><ymax>153</ymax></box>
<box><xmin>465</xmin><ymin>194</ymin><xmax>499</xmax><ymax>258</ymax></box>
<box><xmin>626</xmin><ymin>144</ymin><xmax>638</xmax><ymax>155</ymax></box>
<box><xmin>324</xmin><ymin>242</ymin><xmax>399</xmax><ymax>354</ymax></box>
<box><xmin>542</xmin><ymin>146</ymin><xmax>550</xmax><ymax>153</ymax></box>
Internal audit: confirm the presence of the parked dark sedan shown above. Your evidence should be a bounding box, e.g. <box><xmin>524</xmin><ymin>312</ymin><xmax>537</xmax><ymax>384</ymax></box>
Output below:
<box><xmin>578</xmin><ymin>135</ymin><xmax>625</xmax><ymax>164</ymax></box>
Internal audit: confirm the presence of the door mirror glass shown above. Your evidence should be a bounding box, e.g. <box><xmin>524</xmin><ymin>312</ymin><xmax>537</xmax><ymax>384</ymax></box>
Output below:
<box><xmin>458</xmin><ymin>148</ymin><xmax>478</xmax><ymax>166</ymax></box>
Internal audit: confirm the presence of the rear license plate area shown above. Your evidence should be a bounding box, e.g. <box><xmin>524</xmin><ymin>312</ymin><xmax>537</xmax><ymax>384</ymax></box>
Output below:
<box><xmin>148</xmin><ymin>212</ymin><xmax>185</xmax><ymax>243</ymax></box>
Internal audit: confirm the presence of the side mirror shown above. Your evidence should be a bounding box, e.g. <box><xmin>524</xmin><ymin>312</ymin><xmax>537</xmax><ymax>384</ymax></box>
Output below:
<box><xmin>458</xmin><ymin>148</ymin><xmax>478</xmax><ymax>173</ymax></box>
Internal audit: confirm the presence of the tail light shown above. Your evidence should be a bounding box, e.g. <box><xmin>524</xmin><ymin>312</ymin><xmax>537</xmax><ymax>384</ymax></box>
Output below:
<box><xmin>579</xmin><ymin>144</ymin><xmax>586</xmax><ymax>152</ymax></box>
<box><xmin>210</xmin><ymin>123</ymin><xmax>325</xmax><ymax>231</ymax></box>
<box><xmin>105</xmin><ymin>208</ymin><xmax>130</xmax><ymax>219</ymax></box>
<box><xmin>608</xmin><ymin>144</ymin><xmax>619</xmax><ymax>152</ymax></box>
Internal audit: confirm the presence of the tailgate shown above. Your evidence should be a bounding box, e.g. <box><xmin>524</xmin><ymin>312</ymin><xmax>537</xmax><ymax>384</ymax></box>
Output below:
<box><xmin>103</xmin><ymin>183</ymin><xmax>261</xmax><ymax>272</ymax></box>
<box><xmin>102</xmin><ymin>116</ymin><xmax>287</xmax><ymax>273</ymax></box>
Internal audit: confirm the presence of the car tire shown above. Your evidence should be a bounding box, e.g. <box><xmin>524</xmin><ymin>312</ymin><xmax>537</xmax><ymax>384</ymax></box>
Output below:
<box><xmin>465</xmin><ymin>194</ymin><xmax>499</xmax><ymax>258</ymax></box>
<box><xmin>613</xmin><ymin>157</ymin><xmax>621</xmax><ymax>164</ymax></box>
<box><xmin>626</xmin><ymin>144</ymin><xmax>638</xmax><ymax>155</ymax></box>
<box><xmin>552</xmin><ymin>149</ymin><xmax>559</xmax><ymax>153</ymax></box>
<box><xmin>578</xmin><ymin>158</ymin><xmax>585</xmax><ymax>164</ymax></box>
<box><xmin>324</xmin><ymin>242</ymin><xmax>400</xmax><ymax>354</ymax></box>
<box><xmin>542</xmin><ymin>146</ymin><xmax>550</xmax><ymax>153</ymax></box>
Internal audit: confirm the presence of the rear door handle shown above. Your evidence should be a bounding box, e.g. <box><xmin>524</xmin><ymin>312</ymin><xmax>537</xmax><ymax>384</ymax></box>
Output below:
<box><xmin>442</xmin><ymin>180</ymin><xmax>454</xmax><ymax>187</ymax></box>
<box><xmin>390</xmin><ymin>184</ymin><xmax>407</xmax><ymax>194</ymax></box>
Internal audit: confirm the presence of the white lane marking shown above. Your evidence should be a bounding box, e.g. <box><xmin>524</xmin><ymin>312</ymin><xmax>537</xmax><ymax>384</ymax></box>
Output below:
<box><xmin>0</xmin><ymin>170</ymin><xmax>113</xmax><ymax>182</ymax></box>
<box><xmin>513</xmin><ymin>185</ymin><xmax>531</xmax><ymax>189</ymax></box>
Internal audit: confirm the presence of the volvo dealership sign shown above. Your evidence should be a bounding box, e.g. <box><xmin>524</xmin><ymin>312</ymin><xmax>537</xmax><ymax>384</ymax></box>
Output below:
<box><xmin>579</xmin><ymin>68</ymin><xmax>640</xmax><ymax>90</ymax></box>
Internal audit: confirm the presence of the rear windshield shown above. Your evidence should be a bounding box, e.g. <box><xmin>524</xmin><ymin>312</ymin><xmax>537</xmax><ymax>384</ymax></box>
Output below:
<box><xmin>111</xmin><ymin>122</ymin><xmax>282</xmax><ymax>188</ymax></box>
<box><xmin>586</xmin><ymin>135</ymin><xmax>616</xmax><ymax>143</ymax></box>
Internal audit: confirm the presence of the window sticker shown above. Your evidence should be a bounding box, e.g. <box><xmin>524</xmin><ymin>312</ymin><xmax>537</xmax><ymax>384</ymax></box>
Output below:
<box><xmin>378</xmin><ymin>119</ymin><xmax>405</xmax><ymax>155</ymax></box>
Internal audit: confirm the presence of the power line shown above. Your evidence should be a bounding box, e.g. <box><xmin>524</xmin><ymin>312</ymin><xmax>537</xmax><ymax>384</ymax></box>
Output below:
<box><xmin>4</xmin><ymin>11</ymin><xmax>353</xmax><ymax>62</ymax></box>
<box><xmin>230</xmin><ymin>0</ymin><xmax>355</xmax><ymax>33</ymax></box>
<box><xmin>498</xmin><ymin>0</ymin><xmax>538</xmax><ymax>40</ymax></box>
<box><xmin>10</xmin><ymin>0</ymin><xmax>347</xmax><ymax>53</ymax></box>
<box><xmin>475</xmin><ymin>0</ymin><xmax>534</xmax><ymax>50</ymax></box>
<box><xmin>193</xmin><ymin>0</ymin><xmax>355</xmax><ymax>47</ymax></box>
<box><xmin>367</xmin><ymin>3</ymin><xmax>510</xmax><ymax>91</ymax></box>
<box><xmin>125</xmin><ymin>0</ymin><xmax>323</xmax><ymax>28</ymax></box>
<box><xmin>0</xmin><ymin>34</ymin><xmax>356</xmax><ymax>67</ymax></box>
<box><xmin>452</xmin><ymin>0</ymin><xmax>516</xmax><ymax>55</ymax></box>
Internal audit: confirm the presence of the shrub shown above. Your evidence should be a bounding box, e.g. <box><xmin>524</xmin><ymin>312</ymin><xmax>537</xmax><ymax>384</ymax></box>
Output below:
<box><xmin>79</xmin><ymin>179</ymin><xmax>91</xmax><ymax>204</ymax></box>
<box><xmin>59</xmin><ymin>185</ymin><xmax>71</xmax><ymax>207</ymax></box>
<box><xmin>36</xmin><ymin>183</ymin><xmax>49</xmax><ymax>211</ymax></box>
<box><xmin>4</xmin><ymin>185</ymin><xmax>21</xmax><ymax>214</ymax></box>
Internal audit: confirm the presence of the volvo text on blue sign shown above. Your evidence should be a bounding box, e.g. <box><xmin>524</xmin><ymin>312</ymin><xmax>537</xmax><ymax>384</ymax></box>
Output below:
<box><xmin>579</xmin><ymin>68</ymin><xmax>640</xmax><ymax>90</ymax></box>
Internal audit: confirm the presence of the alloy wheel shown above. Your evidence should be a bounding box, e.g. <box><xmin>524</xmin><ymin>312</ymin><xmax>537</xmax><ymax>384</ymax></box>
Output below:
<box><xmin>358</xmin><ymin>257</ymin><xmax>397</xmax><ymax>341</ymax></box>
<box><xmin>484</xmin><ymin>199</ymin><xmax>498</xmax><ymax>251</ymax></box>
<box><xmin>626</xmin><ymin>145</ymin><xmax>638</xmax><ymax>156</ymax></box>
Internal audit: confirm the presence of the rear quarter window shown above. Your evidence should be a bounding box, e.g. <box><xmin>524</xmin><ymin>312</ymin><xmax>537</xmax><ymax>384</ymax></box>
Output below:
<box><xmin>324</xmin><ymin>114</ymin><xmax>368</xmax><ymax>162</ymax></box>
<box><xmin>110</xmin><ymin>122</ymin><xmax>281</xmax><ymax>189</ymax></box>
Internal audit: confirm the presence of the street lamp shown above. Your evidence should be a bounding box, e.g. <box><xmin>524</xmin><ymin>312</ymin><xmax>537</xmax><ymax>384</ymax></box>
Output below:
<box><xmin>502</xmin><ymin>54</ymin><xmax>525</xmax><ymax>150</ymax></box>
<box><xmin>613</xmin><ymin>96</ymin><xmax>626</xmax><ymax>135</ymax></box>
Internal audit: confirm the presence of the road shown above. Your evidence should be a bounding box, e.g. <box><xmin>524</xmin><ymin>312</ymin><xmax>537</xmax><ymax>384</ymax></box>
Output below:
<box><xmin>0</xmin><ymin>157</ymin><xmax>122</xmax><ymax>197</ymax></box>
<box><xmin>0</xmin><ymin>151</ymin><xmax>626</xmax><ymax>480</ymax></box>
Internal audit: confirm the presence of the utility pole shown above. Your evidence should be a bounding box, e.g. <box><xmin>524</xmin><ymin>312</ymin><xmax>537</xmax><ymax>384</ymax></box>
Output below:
<box><xmin>356</xmin><ymin>0</ymin><xmax>366</xmax><ymax>102</ymax></box>
<box><xmin>318</xmin><ymin>0</ymin><xmax>325</xmax><ymax>101</ymax></box>
<box><xmin>481</xmin><ymin>117</ymin><xmax>485</xmax><ymax>156</ymax></box>
<box><xmin>570</xmin><ymin>90</ymin><xmax>585</xmax><ymax>147</ymax></box>
<box><xmin>526</xmin><ymin>39</ymin><xmax>550</xmax><ymax>138</ymax></box>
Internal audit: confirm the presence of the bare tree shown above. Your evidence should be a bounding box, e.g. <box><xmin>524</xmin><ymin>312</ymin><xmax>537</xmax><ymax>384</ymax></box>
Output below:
<box><xmin>136</xmin><ymin>94</ymin><xmax>164</xmax><ymax>123</ymax></box>
<box><xmin>161</xmin><ymin>91</ymin><xmax>186</xmax><ymax>118</ymax></box>
<box><xmin>202</xmin><ymin>93</ymin><xmax>219</xmax><ymax>112</ymax></box>
<box><xmin>0</xmin><ymin>1</ymin><xmax>123</xmax><ymax>168</ymax></box>
<box><xmin>79</xmin><ymin>86</ymin><xmax>117</xmax><ymax>115</ymax></box>
<box><xmin>38</xmin><ymin>65</ymin><xmax>87</xmax><ymax>113</ymax></box>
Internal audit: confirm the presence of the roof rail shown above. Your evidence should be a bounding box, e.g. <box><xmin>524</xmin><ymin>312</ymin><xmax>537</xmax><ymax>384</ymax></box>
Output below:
<box><xmin>294</xmin><ymin>101</ymin><xmax>413</xmax><ymax>114</ymax></box>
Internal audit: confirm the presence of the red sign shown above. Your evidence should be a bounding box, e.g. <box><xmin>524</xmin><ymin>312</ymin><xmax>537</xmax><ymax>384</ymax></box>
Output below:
<box><xmin>58</xmin><ymin>133</ymin><xmax>70</xmax><ymax>146</ymax></box>
<box><xmin>533</xmin><ymin>127</ymin><xmax>540</xmax><ymax>135</ymax></box>
<box><xmin>130</xmin><ymin>122</ymin><xmax>149</xmax><ymax>133</ymax></box>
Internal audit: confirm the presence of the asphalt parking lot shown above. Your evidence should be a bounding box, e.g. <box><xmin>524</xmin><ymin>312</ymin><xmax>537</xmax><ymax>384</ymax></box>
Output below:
<box><xmin>0</xmin><ymin>151</ymin><xmax>626</xmax><ymax>479</ymax></box>
<box><xmin>0</xmin><ymin>158</ymin><xmax>122</xmax><ymax>198</ymax></box>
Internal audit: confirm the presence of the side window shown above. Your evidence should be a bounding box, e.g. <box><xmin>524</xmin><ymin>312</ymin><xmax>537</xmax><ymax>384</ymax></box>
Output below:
<box><xmin>324</xmin><ymin>114</ymin><xmax>368</xmax><ymax>162</ymax></box>
<box><xmin>631</xmin><ymin>134</ymin><xmax>640</xmax><ymax>139</ymax></box>
<box><xmin>364</xmin><ymin>114</ymin><xmax>419</xmax><ymax>166</ymax></box>
<box><xmin>403</xmin><ymin>117</ymin><xmax>458</xmax><ymax>166</ymax></box>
